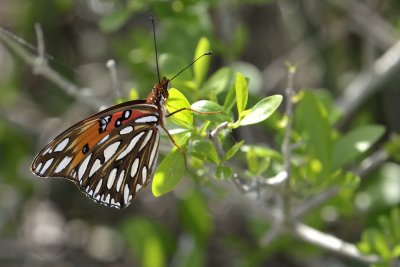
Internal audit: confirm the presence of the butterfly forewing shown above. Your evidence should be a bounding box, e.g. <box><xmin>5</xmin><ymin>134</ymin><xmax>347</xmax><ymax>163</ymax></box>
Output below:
<box><xmin>31</xmin><ymin>100</ymin><xmax>161</xmax><ymax>209</ymax></box>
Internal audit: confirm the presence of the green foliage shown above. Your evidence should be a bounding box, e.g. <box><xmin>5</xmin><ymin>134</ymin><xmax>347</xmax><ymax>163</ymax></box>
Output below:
<box><xmin>121</xmin><ymin>217</ymin><xmax>175</xmax><ymax>267</ymax></box>
<box><xmin>358</xmin><ymin>208</ymin><xmax>400</xmax><ymax>267</ymax></box>
<box><xmin>151</xmin><ymin>38</ymin><xmax>283</xmax><ymax>196</ymax></box>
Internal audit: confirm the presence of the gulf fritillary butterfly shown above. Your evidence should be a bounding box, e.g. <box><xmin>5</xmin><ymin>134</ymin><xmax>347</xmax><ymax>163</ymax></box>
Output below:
<box><xmin>31</xmin><ymin>18</ymin><xmax>211</xmax><ymax>209</ymax></box>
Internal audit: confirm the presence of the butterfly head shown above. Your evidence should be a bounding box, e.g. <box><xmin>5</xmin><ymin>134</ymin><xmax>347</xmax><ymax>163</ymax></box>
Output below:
<box><xmin>146</xmin><ymin>77</ymin><xmax>169</xmax><ymax>106</ymax></box>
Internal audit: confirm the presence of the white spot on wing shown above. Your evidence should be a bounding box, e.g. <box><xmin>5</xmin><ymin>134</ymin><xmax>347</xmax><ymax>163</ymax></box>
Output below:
<box><xmin>107</xmin><ymin>168</ymin><xmax>117</xmax><ymax>189</ymax></box>
<box><xmin>120</xmin><ymin>126</ymin><xmax>134</xmax><ymax>135</ymax></box>
<box><xmin>139</xmin><ymin>130</ymin><xmax>153</xmax><ymax>151</ymax></box>
<box><xmin>78</xmin><ymin>154</ymin><xmax>92</xmax><ymax>180</ymax></box>
<box><xmin>94</xmin><ymin>179</ymin><xmax>103</xmax><ymax>195</ymax></box>
<box><xmin>116</xmin><ymin>132</ymin><xmax>145</xmax><ymax>161</ymax></box>
<box><xmin>104</xmin><ymin>142</ymin><xmax>121</xmax><ymax>162</ymax></box>
<box><xmin>54</xmin><ymin>138</ymin><xmax>69</xmax><ymax>152</ymax></box>
<box><xmin>43</xmin><ymin>147</ymin><xmax>51</xmax><ymax>155</ymax></box>
<box><xmin>98</xmin><ymin>135</ymin><xmax>110</xmax><ymax>145</ymax></box>
<box><xmin>36</xmin><ymin>162</ymin><xmax>43</xmax><ymax>173</ymax></box>
<box><xmin>116</xmin><ymin>170</ymin><xmax>125</xmax><ymax>192</ymax></box>
<box><xmin>130</xmin><ymin>158</ymin><xmax>140</xmax><ymax>177</ymax></box>
<box><xmin>40</xmin><ymin>158</ymin><xmax>54</xmax><ymax>175</ymax></box>
<box><xmin>136</xmin><ymin>183</ymin><xmax>142</xmax><ymax>192</ymax></box>
<box><xmin>89</xmin><ymin>159</ymin><xmax>102</xmax><ymax>177</ymax></box>
<box><xmin>124</xmin><ymin>184</ymin><xmax>130</xmax><ymax>204</ymax></box>
<box><xmin>142</xmin><ymin>166</ymin><xmax>148</xmax><ymax>184</ymax></box>
<box><xmin>149</xmin><ymin>133</ymin><xmax>160</xmax><ymax>167</ymax></box>
<box><xmin>55</xmin><ymin>156</ymin><xmax>73</xmax><ymax>173</ymax></box>
<box><xmin>105</xmin><ymin>194</ymin><xmax>110</xmax><ymax>204</ymax></box>
<box><xmin>135</xmin><ymin>116</ymin><xmax>158</xmax><ymax>123</ymax></box>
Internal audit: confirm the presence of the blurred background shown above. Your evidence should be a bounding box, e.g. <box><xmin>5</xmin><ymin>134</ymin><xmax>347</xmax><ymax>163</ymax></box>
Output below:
<box><xmin>1</xmin><ymin>0</ymin><xmax>400</xmax><ymax>266</ymax></box>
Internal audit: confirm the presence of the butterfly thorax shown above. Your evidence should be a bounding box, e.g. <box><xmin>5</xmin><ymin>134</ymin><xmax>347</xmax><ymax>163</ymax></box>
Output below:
<box><xmin>146</xmin><ymin>77</ymin><xmax>169</xmax><ymax>107</ymax></box>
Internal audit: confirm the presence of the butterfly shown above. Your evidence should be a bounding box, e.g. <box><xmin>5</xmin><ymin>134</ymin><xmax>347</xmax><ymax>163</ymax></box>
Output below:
<box><xmin>30</xmin><ymin>18</ymin><xmax>212</xmax><ymax>208</ymax></box>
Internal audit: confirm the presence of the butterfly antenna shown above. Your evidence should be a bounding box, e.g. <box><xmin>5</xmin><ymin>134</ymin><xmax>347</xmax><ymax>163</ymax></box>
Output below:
<box><xmin>150</xmin><ymin>15</ymin><xmax>161</xmax><ymax>84</ymax></box>
<box><xmin>170</xmin><ymin>51</ymin><xmax>212</xmax><ymax>81</ymax></box>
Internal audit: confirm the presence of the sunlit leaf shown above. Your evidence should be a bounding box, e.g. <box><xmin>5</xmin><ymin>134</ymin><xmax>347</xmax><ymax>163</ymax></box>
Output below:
<box><xmin>235</xmin><ymin>72</ymin><xmax>248</xmax><ymax>115</ymax></box>
<box><xmin>143</xmin><ymin>235</ymin><xmax>165</xmax><ymax>267</ymax></box>
<box><xmin>191</xmin><ymin>100</ymin><xmax>232</xmax><ymax>123</ymax></box>
<box><xmin>153</xmin><ymin>148</ymin><xmax>186</xmax><ymax>197</ymax></box>
<box><xmin>167</xmin><ymin>88</ymin><xmax>193</xmax><ymax>128</ymax></box>
<box><xmin>238</xmin><ymin>95</ymin><xmax>282</xmax><ymax>126</ymax></box>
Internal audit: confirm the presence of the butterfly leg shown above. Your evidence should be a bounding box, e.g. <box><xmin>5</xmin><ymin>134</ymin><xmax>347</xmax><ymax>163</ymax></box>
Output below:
<box><xmin>166</xmin><ymin>107</ymin><xmax>219</xmax><ymax>117</ymax></box>
<box><xmin>160</xmin><ymin>124</ymin><xmax>187</xmax><ymax>166</ymax></box>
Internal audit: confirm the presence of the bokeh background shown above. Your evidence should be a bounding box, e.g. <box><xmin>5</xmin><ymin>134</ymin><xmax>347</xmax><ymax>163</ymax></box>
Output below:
<box><xmin>1</xmin><ymin>0</ymin><xmax>400</xmax><ymax>266</ymax></box>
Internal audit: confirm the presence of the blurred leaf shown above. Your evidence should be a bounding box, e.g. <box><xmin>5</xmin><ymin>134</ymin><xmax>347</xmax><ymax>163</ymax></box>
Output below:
<box><xmin>143</xmin><ymin>235</ymin><xmax>165</xmax><ymax>267</ymax></box>
<box><xmin>194</xmin><ymin>37</ymin><xmax>211</xmax><ymax>86</ymax></box>
<box><xmin>391</xmin><ymin>208</ymin><xmax>400</xmax><ymax>242</ymax></box>
<box><xmin>153</xmin><ymin>146</ymin><xmax>187</xmax><ymax>197</ymax></box>
<box><xmin>201</xmin><ymin>67</ymin><xmax>234</xmax><ymax>97</ymax></box>
<box><xmin>246</xmin><ymin>147</ymin><xmax>258</xmax><ymax>175</ymax></box>
<box><xmin>216</xmin><ymin>165</ymin><xmax>233</xmax><ymax>180</ymax></box>
<box><xmin>223</xmin><ymin>140</ymin><xmax>245</xmax><ymax>162</ymax></box>
<box><xmin>121</xmin><ymin>217</ymin><xmax>175</xmax><ymax>265</ymax></box>
<box><xmin>235</xmin><ymin>72</ymin><xmax>248</xmax><ymax>115</ymax></box>
<box><xmin>100</xmin><ymin>9</ymin><xmax>132</xmax><ymax>33</ymax></box>
<box><xmin>191</xmin><ymin>100</ymin><xmax>232</xmax><ymax>123</ymax></box>
<box><xmin>179</xmin><ymin>190</ymin><xmax>213</xmax><ymax>244</ymax></box>
<box><xmin>332</xmin><ymin>125</ymin><xmax>385</xmax><ymax>170</ymax></box>
<box><xmin>237</xmin><ymin>95</ymin><xmax>282</xmax><ymax>127</ymax></box>
<box><xmin>295</xmin><ymin>90</ymin><xmax>333</xmax><ymax>177</ymax></box>
<box><xmin>160</xmin><ymin>53</ymin><xmax>191</xmax><ymax>81</ymax></box>
<box><xmin>167</xmin><ymin>88</ymin><xmax>193</xmax><ymax>128</ymax></box>
<box><xmin>192</xmin><ymin>140</ymin><xmax>219</xmax><ymax>164</ymax></box>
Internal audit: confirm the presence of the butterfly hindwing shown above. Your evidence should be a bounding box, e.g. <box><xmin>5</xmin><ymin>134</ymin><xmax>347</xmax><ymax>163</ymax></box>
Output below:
<box><xmin>31</xmin><ymin>100</ymin><xmax>161</xmax><ymax>208</ymax></box>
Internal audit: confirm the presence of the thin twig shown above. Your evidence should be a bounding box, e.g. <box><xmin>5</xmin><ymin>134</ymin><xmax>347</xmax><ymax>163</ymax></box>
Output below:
<box><xmin>0</xmin><ymin>26</ymin><xmax>107</xmax><ymax>109</ymax></box>
<box><xmin>106</xmin><ymin>59</ymin><xmax>122</xmax><ymax>99</ymax></box>
<box><xmin>282</xmin><ymin>65</ymin><xmax>295</xmax><ymax>223</ymax></box>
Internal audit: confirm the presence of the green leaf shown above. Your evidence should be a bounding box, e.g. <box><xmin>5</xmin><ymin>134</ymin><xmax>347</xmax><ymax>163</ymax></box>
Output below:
<box><xmin>166</xmin><ymin>88</ymin><xmax>193</xmax><ymax>128</ymax></box>
<box><xmin>332</xmin><ymin>125</ymin><xmax>385</xmax><ymax>170</ymax></box>
<box><xmin>201</xmin><ymin>67</ymin><xmax>234</xmax><ymax>97</ymax></box>
<box><xmin>194</xmin><ymin>37</ymin><xmax>211</xmax><ymax>86</ymax></box>
<box><xmin>223</xmin><ymin>140</ymin><xmax>245</xmax><ymax>162</ymax></box>
<box><xmin>216</xmin><ymin>165</ymin><xmax>233</xmax><ymax>180</ymax></box>
<box><xmin>294</xmin><ymin>90</ymin><xmax>332</xmax><ymax>177</ymax></box>
<box><xmin>238</xmin><ymin>95</ymin><xmax>282</xmax><ymax>126</ymax></box>
<box><xmin>246</xmin><ymin>147</ymin><xmax>258</xmax><ymax>175</ymax></box>
<box><xmin>152</xmin><ymin>148</ymin><xmax>185</xmax><ymax>197</ymax></box>
<box><xmin>235</xmin><ymin>72</ymin><xmax>248</xmax><ymax>115</ymax></box>
<box><xmin>191</xmin><ymin>100</ymin><xmax>232</xmax><ymax>123</ymax></box>
<box><xmin>223</xmin><ymin>83</ymin><xmax>236</xmax><ymax>112</ymax></box>
<box><xmin>192</xmin><ymin>140</ymin><xmax>219</xmax><ymax>164</ymax></box>
<box><xmin>100</xmin><ymin>9</ymin><xmax>132</xmax><ymax>33</ymax></box>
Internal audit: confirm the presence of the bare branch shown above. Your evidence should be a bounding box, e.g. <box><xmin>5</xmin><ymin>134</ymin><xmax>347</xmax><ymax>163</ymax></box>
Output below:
<box><xmin>282</xmin><ymin>66</ymin><xmax>296</xmax><ymax>222</ymax></box>
<box><xmin>292</xmin><ymin>223</ymin><xmax>380</xmax><ymax>264</ymax></box>
<box><xmin>337</xmin><ymin>39</ymin><xmax>400</xmax><ymax>123</ymax></box>
<box><xmin>0</xmin><ymin>26</ymin><xmax>108</xmax><ymax>109</ymax></box>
